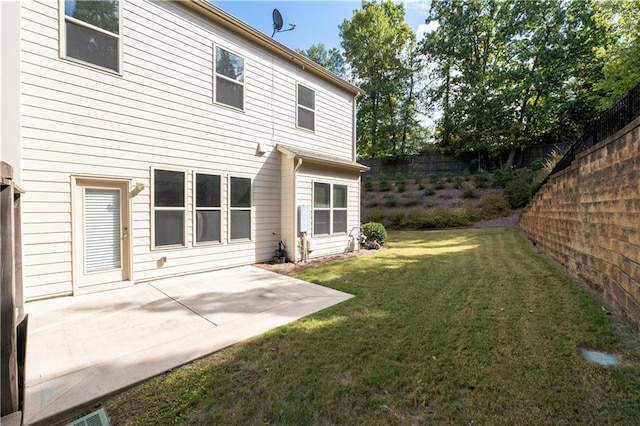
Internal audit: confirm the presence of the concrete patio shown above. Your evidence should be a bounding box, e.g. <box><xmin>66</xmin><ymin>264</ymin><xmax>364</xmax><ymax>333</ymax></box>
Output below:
<box><xmin>23</xmin><ymin>266</ymin><xmax>353</xmax><ymax>425</ymax></box>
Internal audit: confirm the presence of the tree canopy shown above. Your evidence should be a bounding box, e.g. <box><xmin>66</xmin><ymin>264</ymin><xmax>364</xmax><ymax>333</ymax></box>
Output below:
<box><xmin>293</xmin><ymin>0</ymin><xmax>639</xmax><ymax>160</ymax></box>
<box><xmin>295</xmin><ymin>44</ymin><xmax>346</xmax><ymax>79</ymax></box>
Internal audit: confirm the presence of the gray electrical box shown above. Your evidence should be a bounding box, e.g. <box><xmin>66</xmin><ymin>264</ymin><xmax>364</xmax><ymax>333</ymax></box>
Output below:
<box><xmin>298</xmin><ymin>205</ymin><xmax>312</xmax><ymax>233</ymax></box>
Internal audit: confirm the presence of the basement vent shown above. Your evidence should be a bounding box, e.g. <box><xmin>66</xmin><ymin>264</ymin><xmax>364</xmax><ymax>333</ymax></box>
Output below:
<box><xmin>65</xmin><ymin>407</ymin><xmax>110</xmax><ymax>426</ymax></box>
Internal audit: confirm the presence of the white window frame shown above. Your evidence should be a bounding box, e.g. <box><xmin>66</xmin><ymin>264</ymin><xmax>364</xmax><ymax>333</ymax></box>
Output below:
<box><xmin>59</xmin><ymin>0</ymin><xmax>123</xmax><ymax>74</ymax></box>
<box><xmin>151</xmin><ymin>167</ymin><xmax>187</xmax><ymax>250</ymax></box>
<box><xmin>213</xmin><ymin>44</ymin><xmax>245</xmax><ymax>111</ymax></box>
<box><xmin>332</xmin><ymin>184</ymin><xmax>348</xmax><ymax>234</ymax></box>
<box><xmin>228</xmin><ymin>175</ymin><xmax>252</xmax><ymax>242</ymax></box>
<box><xmin>312</xmin><ymin>182</ymin><xmax>348</xmax><ymax>236</ymax></box>
<box><xmin>193</xmin><ymin>171</ymin><xmax>223</xmax><ymax>246</ymax></box>
<box><xmin>297</xmin><ymin>83</ymin><xmax>316</xmax><ymax>132</ymax></box>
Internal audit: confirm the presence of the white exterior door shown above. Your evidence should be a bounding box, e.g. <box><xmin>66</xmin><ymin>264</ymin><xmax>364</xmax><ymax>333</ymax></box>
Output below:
<box><xmin>74</xmin><ymin>179</ymin><xmax>131</xmax><ymax>294</ymax></box>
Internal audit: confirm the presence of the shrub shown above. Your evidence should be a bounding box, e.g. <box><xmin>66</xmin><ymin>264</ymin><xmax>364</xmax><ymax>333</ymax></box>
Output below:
<box><xmin>460</xmin><ymin>182</ymin><xmax>478</xmax><ymax>199</ymax></box>
<box><xmin>364</xmin><ymin>193</ymin><xmax>378</xmax><ymax>208</ymax></box>
<box><xmin>417</xmin><ymin>182</ymin><xmax>425</xmax><ymax>190</ymax></box>
<box><xmin>424</xmin><ymin>186</ymin><xmax>435</xmax><ymax>196</ymax></box>
<box><xmin>433</xmin><ymin>181</ymin><xmax>445</xmax><ymax>190</ymax></box>
<box><xmin>388</xmin><ymin>211</ymin><xmax>408</xmax><ymax>229</ymax></box>
<box><xmin>378</xmin><ymin>173</ymin><xmax>390</xmax><ymax>191</ymax></box>
<box><xmin>361</xmin><ymin>222</ymin><xmax>388</xmax><ymax>245</ymax></box>
<box><xmin>363</xmin><ymin>209</ymin><xmax>386</xmax><ymax>224</ymax></box>
<box><xmin>492</xmin><ymin>165</ymin><xmax>516</xmax><ymax>188</ymax></box>
<box><xmin>443</xmin><ymin>172</ymin><xmax>454</xmax><ymax>183</ymax></box>
<box><xmin>481</xmin><ymin>194</ymin><xmax>511</xmax><ymax>219</ymax></box>
<box><xmin>382</xmin><ymin>193</ymin><xmax>397</xmax><ymax>207</ymax></box>
<box><xmin>453</xmin><ymin>176</ymin><xmax>463</xmax><ymax>189</ymax></box>
<box><xmin>474</xmin><ymin>171</ymin><xmax>491</xmax><ymax>188</ymax></box>
<box><xmin>395</xmin><ymin>173</ymin><xmax>407</xmax><ymax>192</ymax></box>
<box><xmin>531</xmin><ymin>149</ymin><xmax>564</xmax><ymax>190</ymax></box>
<box><xmin>363</xmin><ymin>175</ymin><xmax>373</xmax><ymax>192</ymax></box>
<box><xmin>397</xmin><ymin>191</ymin><xmax>421</xmax><ymax>207</ymax></box>
<box><xmin>409</xmin><ymin>207</ymin><xmax>478</xmax><ymax>229</ymax></box>
<box><xmin>504</xmin><ymin>178</ymin><xmax>531</xmax><ymax>208</ymax></box>
<box><xmin>428</xmin><ymin>173</ymin><xmax>440</xmax><ymax>185</ymax></box>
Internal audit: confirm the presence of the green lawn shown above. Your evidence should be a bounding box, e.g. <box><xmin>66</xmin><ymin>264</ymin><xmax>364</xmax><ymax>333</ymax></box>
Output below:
<box><xmin>106</xmin><ymin>229</ymin><xmax>640</xmax><ymax>425</ymax></box>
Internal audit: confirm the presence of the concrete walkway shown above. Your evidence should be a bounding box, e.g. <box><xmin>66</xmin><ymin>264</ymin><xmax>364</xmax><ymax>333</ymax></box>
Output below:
<box><xmin>23</xmin><ymin>266</ymin><xmax>353</xmax><ymax>425</ymax></box>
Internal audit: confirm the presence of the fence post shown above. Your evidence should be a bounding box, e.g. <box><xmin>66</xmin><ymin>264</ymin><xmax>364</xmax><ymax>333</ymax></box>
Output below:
<box><xmin>628</xmin><ymin>89</ymin><xmax>634</xmax><ymax>124</ymax></box>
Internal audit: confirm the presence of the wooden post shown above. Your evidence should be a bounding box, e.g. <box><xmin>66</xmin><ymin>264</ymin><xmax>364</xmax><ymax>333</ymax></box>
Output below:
<box><xmin>1</xmin><ymin>162</ymin><xmax>19</xmax><ymax>415</ymax></box>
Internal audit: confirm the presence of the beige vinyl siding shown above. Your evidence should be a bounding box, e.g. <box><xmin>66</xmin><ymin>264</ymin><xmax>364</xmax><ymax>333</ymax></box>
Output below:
<box><xmin>19</xmin><ymin>0</ymin><xmax>357</xmax><ymax>299</ymax></box>
<box><xmin>297</xmin><ymin>163</ymin><xmax>361</xmax><ymax>259</ymax></box>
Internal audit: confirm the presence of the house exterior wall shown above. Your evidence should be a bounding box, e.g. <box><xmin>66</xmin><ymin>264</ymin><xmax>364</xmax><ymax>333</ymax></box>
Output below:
<box><xmin>520</xmin><ymin>116</ymin><xmax>640</xmax><ymax>327</ymax></box>
<box><xmin>297</xmin><ymin>163</ymin><xmax>362</xmax><ymax>259</ymax></box>
<box><xmin>17</xmin><ymin>0</ymin><xmax>359</xmax><ymax>300</ymax></box>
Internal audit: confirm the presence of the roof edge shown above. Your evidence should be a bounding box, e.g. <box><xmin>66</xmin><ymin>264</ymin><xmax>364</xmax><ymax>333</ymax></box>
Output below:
<box><xmin>181</xmin><ymin>0</ymin><xmax>364</xmax><ymax>97</ymax></box>
<box><xmin>277</xmin><ymin>145</ymin><xmax>369</xmax><ymax>172</ymax></box>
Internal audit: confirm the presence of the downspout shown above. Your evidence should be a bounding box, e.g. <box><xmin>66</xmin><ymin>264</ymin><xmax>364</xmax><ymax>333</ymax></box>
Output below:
<box><xmin>294</xmin><ymin>157</ymin><xmax>304</xmax><ymax>261</ymax></box>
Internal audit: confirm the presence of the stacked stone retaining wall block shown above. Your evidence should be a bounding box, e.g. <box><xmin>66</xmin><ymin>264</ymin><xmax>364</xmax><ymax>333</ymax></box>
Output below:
<box><xmin>521</xmin><ymin>118</ymin><xmax>640</xmax><ymax>327</ymax></box>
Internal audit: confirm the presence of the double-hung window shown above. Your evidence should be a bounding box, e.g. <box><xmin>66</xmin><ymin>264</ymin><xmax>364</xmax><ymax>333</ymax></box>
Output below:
<box><xmin>62</xmin><ymin>0</ymin><xmax>121</xmax><ymax>72</ymax></box>
<box><xmin>297</xmin><ymin>84</ymin><xmax>315</xmax><ymax>131</ymax></box>
<box><xmin>194</xmin><ymin>173</ymin><xmax>221</xmax><ymax>244</ymax></box>
<box><xmin>229</xmin><ymin>177</ymin><xmax>252</xmax><ymax>241</ymax></box>
<box><xmin>313</xmin><ymin>182</ymin><xmax>348</xmax><ymax>235</ymax></box>
<box><xmin>214</xmin><ymin>46</ymin><xmax>245</xmax><ymax>110</ymax></box>
<box><xmin>153</xmin><ymin>169</ymin><xmax>186</xmax><ymax>248</ymax></box>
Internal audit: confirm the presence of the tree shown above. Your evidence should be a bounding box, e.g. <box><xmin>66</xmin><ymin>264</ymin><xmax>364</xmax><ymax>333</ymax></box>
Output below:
<box><xmin>340</xmin><ymin>0</ymin><xmax>425</xmax><ymax>158</ymax></box>
<box><xmin>592</xmin><ymin>0</ymin><xmax>640</xmax><ymax>110</ymax></box>
<box><xmin>423</xmin><ymin>0</ymin><xmax>606</xmax><ymax>165</ymax></box>
<box><xmin>296</xmin><ymin>44</ymin><xmax>346</xmax><ymax>78</ymax></box>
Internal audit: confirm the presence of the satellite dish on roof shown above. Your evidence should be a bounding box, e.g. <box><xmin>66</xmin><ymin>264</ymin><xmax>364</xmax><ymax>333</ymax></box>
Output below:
<box><xmin>271</xmin><ymin>8</ymin><xmax>295</xmax><ymax>38</ymax></box>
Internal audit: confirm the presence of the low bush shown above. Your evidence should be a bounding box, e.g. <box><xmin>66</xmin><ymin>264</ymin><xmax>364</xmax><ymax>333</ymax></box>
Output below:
<box><xmin>363</xmin><ymin>193</ymin><xmax>378</xmax><ymax>208</ymax></box>
<box><xmin>460</xmin><ymin>182</ymin><xmax>478</xmax><ymax>199</ymax></box>
<box><xmin>474</xmin><ymin>171</ymin><xmax>491</xmax><ymax>188</ymax></box>
<box><xmin>433</xmin><ymin>181</ymin><xmax>445</xmax><ymax>190</ymax></box>
<box><xmin>397</xmin><ymin>192</ymin><xmax>421</xmax><ymax>207</ymax></box>
<box><xmin>417</xmin><ymin>182</ymin><xmax>425</xmax><ymax>190</ymax></box>
<box><xmin>481</xmin><ymin>194</ymin><xmax>511</xmax><ymax>219</ymax></box>
<box><xmin>443</xmin><ymin>172</ymin><xmax>454</xmax><ymax>183</ymax></box>
<box><xmin>362</xmin><ymin>209</ymin><xmax>386</xmax><ymax>224</ymax></box>
<box><xmin>395</xmin><ymin>173</ymin><xmax>407</xmax><ymax>192</ymax></box>
<box><xmin>361</xmin><ymin>221</ymin><xmax>388</xmax><ymax>245</ymax></box>
<box><xmin>410</xmin><ymin>206</ymin><xmax>478</xmax><ymax>229</ymax></box>
<box><xmin>504</xmin><ymin>178</ymin><xmax>531</xmax><ymax>208</ymax></box>
<box><xmin>382</xmin><ymin>193</ymin><xmax>397</xmax><ymax>207</ymax></box>
<box><xmin>453</xmin><ymin>176</ymin><xmax>464</xmax><ymax>189</ymax></box>
<box><xmin>363</xmin><ymin>175</ymin><xmax>373</xmax><ymax>192</ymax></box>
<box><xmin>424</xmin><ymin>186</ymin><xmax>435</xmax><ymax>196</ymax></box>
<box><xmin>378</xmin><ymin>172</ymin><xmax>390</xmax><ymax>192</ymax></box>
<box><xmin>428</xmin><ymin>173</ymin><xmax>440</xmax><ymax>185</ymax></box>
<box><xmin>388</xmin><ymin>211</ymin><xmax>408</xmax><ymax>229</ymax></box>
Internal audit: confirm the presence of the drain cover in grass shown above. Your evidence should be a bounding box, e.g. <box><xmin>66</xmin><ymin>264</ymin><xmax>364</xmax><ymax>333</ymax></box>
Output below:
<box><xmin>580</xmin><ymin>348</ymin><xmax>619</xmax><ymax>366</ymax></box>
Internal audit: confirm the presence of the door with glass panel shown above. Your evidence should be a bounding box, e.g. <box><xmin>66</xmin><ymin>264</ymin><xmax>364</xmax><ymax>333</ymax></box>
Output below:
<box><xmin>74</xmin><ymin>179</ymin><xmax>131</xmax><ymax>292</ymax></box>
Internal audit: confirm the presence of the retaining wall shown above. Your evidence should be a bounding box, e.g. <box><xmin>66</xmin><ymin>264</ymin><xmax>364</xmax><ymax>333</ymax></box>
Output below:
<box><xmin>521</xmin><ymin>117</ymin><xmax>640</xmax><ymax>327</ymax></box>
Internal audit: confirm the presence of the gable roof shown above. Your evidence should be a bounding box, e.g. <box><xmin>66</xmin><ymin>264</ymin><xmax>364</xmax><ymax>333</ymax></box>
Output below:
<box><xmin>181</xmin><ymin>0</ymin><xmax>363</xmax><ymax>98</ymax></box>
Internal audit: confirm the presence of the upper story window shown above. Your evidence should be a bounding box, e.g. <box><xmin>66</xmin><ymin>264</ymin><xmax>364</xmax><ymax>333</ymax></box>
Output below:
<box><xmin>297</xmin><ymin>84</ymin><xmax>315</xmax><ymax>131</ymax></box>
<box><xmin>62</xmin><ymin>0</ymin><xmax>121</xmax><ymax>72</ymax></box>
<box><xmin>215</xmin><ymin>46</ymin><xmax>245</xmax><ymax>110</ymax></box>
<box><xmin>194</xmin><ymin>173</ymin><xmax>222</xmax><ymax>244</ymax></box>
<box><xmin>153</xmin><ymin>169</ymin><xmax>186</xmax><ymax>248</ymax></box>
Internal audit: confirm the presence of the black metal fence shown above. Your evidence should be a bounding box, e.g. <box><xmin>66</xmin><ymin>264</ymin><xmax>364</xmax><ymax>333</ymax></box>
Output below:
<box><xmin>548</xmin><ymin>82</ymin><xmax>640</xmax><ymax>178</ymax></box>
<box><xmin>361</xmin><ymin>143</ymin><xmax>568</xmax><ymax>180</ymax></box>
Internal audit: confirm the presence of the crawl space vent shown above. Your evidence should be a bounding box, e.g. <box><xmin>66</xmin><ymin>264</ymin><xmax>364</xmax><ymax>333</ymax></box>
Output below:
<box><xmin>65</xmin><ymin>407</ymin><xmax>110</xmax><ymax>426</ymax></box>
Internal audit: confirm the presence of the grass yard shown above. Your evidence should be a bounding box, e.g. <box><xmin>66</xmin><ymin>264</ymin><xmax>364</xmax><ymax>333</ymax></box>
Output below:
<box><xmin>106</xmin><ymin>229</ymin><xmax>640</xmax><ymax>425</ymax></box>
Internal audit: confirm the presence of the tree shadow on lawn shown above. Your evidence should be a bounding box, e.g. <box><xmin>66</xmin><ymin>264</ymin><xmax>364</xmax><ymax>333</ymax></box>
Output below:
<box><xmin>106</xmin><ymin>229</ymin><xmax>640</xmax><ymax>426</ymax></box>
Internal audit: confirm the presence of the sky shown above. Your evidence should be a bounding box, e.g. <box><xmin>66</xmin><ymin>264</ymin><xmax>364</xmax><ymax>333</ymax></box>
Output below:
<box><xmin>213</xmin><ymin>0</ymin><xmax>435</xmax><ymax>52</ymax></box>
